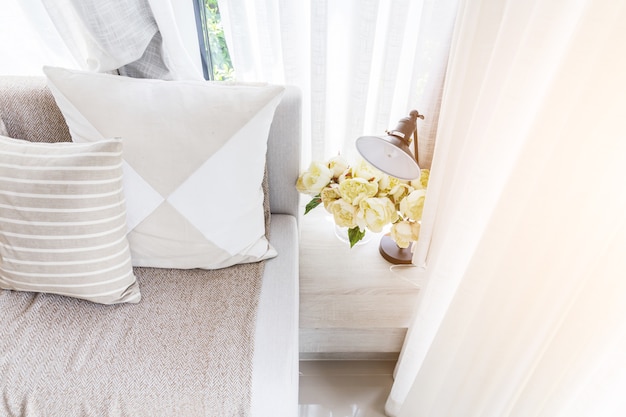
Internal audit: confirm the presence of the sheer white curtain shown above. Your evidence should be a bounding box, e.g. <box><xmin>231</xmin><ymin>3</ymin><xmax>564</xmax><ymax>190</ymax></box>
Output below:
<box><xmin>389</xmin><ymin>0</ymin><xmax>626</xmax><ymax>415</ymax></box>
<box><xmin>0</xmin><ymin>0</ymin><xmax>202</xmax><ymax>80</ymax></box>
<box><xmin>218</xmin><ymin>0</ymin><xmax>459</xmax><ymax>166</ymax></box>
<box><xmin>0</xmin><ymin>1</ymin><xmax>75</xmax><ymax>75</ymax></box>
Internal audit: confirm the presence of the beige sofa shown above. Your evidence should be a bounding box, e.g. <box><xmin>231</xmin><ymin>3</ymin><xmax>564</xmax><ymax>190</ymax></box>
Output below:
<box><xmin>0</xmin><ymin>76</ymin><xmax>301</xmax><ymax>417</ymax></box>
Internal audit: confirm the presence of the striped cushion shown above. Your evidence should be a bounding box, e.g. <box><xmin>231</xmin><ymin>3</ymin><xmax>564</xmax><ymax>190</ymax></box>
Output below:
<box><xmin>0</xmin><ymin>135</ymin><xmax>140</xmax><ymax>304</ymax></box>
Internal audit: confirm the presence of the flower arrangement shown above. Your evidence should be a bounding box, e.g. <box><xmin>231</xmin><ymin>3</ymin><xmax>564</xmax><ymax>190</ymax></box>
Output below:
<box><xmin>296</xmin><ymin>155</ymin><xmax>429</xmax><ymax>248</ymax></box>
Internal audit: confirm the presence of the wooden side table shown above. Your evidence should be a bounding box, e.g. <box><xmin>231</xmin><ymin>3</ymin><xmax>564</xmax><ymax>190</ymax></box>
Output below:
<box><xmin>299</xmin><ymin>208</ymin><xmax>422</xmax><ymax>360</ymax></box>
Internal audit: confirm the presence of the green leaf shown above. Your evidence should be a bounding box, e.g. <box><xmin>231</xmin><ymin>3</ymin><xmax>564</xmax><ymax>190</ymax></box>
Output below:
<box><xmin>304</xmin><ymin>195</ymin><xmax>322</xmax><ymax>215</ymax></box>
<box><xmin>348</xmin><ymin>227</ymin><xmax>366</xmax><ymax>248</ymax></box>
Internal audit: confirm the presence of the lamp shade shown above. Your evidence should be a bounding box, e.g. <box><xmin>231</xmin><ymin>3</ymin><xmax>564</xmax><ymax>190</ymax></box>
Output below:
<box><xmin>355</xmin><ymin>110</ymin><xmax>423</xmax><ymax>180</ymax></box>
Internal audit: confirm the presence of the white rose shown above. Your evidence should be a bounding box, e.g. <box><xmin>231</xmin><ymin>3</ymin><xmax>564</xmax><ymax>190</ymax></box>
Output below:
<box><xmin>377</xmin><ymin>174</ymin><xmax>403</xmax><ymax>197</ymax></box>
<box><xmin>390</xmin><ymin>221</ymin><xmax>420</xmax><ymax>248</ymax></box>
<box><xmin>399</xmin><ymin>189</ymin><xmax>426</xmax><ymax>221</ymax></box>
<box><xmin>320</xmin><ymin>185</ymin><xmax>341</xmax><ymax>212</ymax></box>
<box><xmin>356</xmin><ymin>197</ymin><xmax>398</xmax><ymax>233</ymax></box>
<box><xmin>352</xmin><ymin>159</ymin><xmax>384</xmax><ymax>182</ymax></box>
<box><xmin>296</xmin><ymin>161</ymin><xmax>333</xmax><ymax>195</ymax></box>
<box><xmin>409</xmin><ymin>169</ymin><xmax>430</xmax><ymax>190</ymax></box>
<box><xmin>329</xmin><ymin>199</ymin><xmax>358</xmax><ymax>228</ymax></box>
<box><xmin>327</xmin><ymin>155</ymin><xmax>349</xmax><ymax>179</ymax></box>
<box><xmin>338</xmin><ymin>177</ymin><xmax>378</xmax><ymax>205</ymax></box>
<box><xmin>388</xmin><ymin>182</ymin><xmax>413</xmax><ymax>206</ymax></box>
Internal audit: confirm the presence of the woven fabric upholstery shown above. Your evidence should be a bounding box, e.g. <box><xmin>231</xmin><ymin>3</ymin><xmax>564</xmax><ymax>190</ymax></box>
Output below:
<box><xmin>1</xmin><ymin>264</ymin><xmax>263</xmax><ymax>416</ymax></box>
<box><xmin>0</xmin><ymin>77</ymin><xmax>71</xmax><ymax>143</ymax></box>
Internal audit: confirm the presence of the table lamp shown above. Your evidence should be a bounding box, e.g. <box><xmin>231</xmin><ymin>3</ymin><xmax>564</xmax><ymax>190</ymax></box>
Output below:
<box><xmin>355</xmin><ymin>110</ymin><xmax>423</xmax><ymax>180</ymax></box>
<box><xmin>355</xmin><ymin>110</ymin><xmax>424</xmax><ymax>264</ymax></box>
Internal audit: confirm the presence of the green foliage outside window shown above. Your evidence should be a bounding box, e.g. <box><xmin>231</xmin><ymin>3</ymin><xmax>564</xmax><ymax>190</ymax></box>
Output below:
<box><xmin>203</xmin><ymin>0</ymin><xmax>234</xmax><ymax>80</ymax></box>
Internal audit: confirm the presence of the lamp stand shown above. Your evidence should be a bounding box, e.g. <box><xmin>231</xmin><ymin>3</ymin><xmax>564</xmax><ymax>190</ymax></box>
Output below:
<box><xmin>379</xmin><ymin>124</ymin><xmax>421</xmax><ymax>265</ymax></box>
<box><xmin>379</xmin><ymin>234</ymin><xmax>413</xmax><ymax>264</ymax></box>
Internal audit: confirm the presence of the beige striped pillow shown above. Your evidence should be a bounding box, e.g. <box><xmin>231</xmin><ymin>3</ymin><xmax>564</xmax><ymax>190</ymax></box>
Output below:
<box><xmin>0</xmin><ymin>135</ymin><xmax>140</xmax><ymax>304</ymax></box>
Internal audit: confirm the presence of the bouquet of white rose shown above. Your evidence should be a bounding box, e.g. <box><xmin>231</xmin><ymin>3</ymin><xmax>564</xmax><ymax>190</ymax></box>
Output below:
<box><xmin>296</xmin><ymin>155</ymin><xmax>429</xmax><ymax>247</ymax></box>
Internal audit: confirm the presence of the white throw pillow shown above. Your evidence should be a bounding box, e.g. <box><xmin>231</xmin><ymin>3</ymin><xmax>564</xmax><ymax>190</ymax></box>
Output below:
<box><xmin>0</xmin><ymin>135</ymin><xmax>140</xmax><ymax>304</ymax></box>
<box><xmin>44</xmin><ymin>66</ymin><xmax>283</xmax><ymax>269</ymax></box>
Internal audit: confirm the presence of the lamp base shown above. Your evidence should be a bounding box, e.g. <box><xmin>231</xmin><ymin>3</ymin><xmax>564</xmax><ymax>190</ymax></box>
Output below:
<box><xmin>379</xmin><ymin>234</ymin><xmax>413</xmax><ymax>264</ymax></box>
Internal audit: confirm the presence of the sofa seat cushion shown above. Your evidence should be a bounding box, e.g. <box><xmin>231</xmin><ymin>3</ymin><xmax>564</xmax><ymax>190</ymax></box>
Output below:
<box><xmin>0</xmin><ymin>260</ymin><xmax>264</xmax><ymax>416</ymax></box>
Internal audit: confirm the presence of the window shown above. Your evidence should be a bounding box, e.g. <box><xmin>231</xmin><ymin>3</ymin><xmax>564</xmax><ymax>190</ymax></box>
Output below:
<box><xmin>193</xmin><ymin>0</ymin><xmax>234</xmax><ymax>81</ymax></box>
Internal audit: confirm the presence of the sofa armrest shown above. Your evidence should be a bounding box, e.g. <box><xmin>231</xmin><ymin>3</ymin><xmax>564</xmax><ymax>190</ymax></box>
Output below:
<box><xmin>267</xmin><ymin>86</ymin><xmax>302</xmax><ymax>221</ymax></box>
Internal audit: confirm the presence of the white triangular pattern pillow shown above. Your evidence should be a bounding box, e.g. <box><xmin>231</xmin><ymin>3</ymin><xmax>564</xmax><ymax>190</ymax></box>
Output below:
<box><xmin>44</xmin><ymin>66</ymin><xmax>284</xmax><ymax>269</ymax></box>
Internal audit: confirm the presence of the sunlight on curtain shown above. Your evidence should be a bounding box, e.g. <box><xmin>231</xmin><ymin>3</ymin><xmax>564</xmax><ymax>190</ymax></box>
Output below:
<box><xmin>0</xmin><ymin>1</ymin><xmax>75</xmax><ymax>75</ymax></box>
<box><xmin>42</xmin><ymin>0</ymin><xmax>203</xmax><ymax>79</ymax></box>
<box><xmin>217</xmin><ymin>0</ymin><xmax>312</xmax><ymax>158</ymax></box>
<box><xmin>0</xmin><ymin>0</ymin><xmax>202</xmax><ymax>80</ymax></box>
<box><xmin>218</xmin><ymin>0</ymin><xmax>458</xmax><ymax>166</ymax></box>
<box><xmin>42</xmin><ymin>0</ymin><xmax>159</xmax><ymax>73</ymax></box>
<box><xmin>146</xmin><ymin>0</ymin><xmax>203</xmax><ymax>79</ymax></box>
<box><xmin>389</xmin><ymin>0</ymin><xmax>626</xmax><ymax>415</ymax></box>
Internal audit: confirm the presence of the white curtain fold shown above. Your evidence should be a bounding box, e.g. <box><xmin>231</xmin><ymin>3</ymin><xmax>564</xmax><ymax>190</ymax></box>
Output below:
<box><xmin>41</xmin><ymin>0</ymin><xmax>158</xmax><ymax>74</ymax></box>
<box><xmin>0</xmin><ymin>1</ymin><xmax>76</xmax><ymax>75</ymax></box>
<box><xmin>390</xmin><ymin>0</ymin><xmax>626</xmax><ymax>415</ymax></box>
<box><xmin>218</xmin><ymin>0</ymin><xmax>459</xmax><ymax>166</ymax></box>
<box><xmin>146</xmin><ymin>0</ymin><xmax>203</xmax><ymax>80</ymax></box>
<box><xmin>1</xmin><ymin>0</ymin><xmax>203</xmax><ymax>80</ymax></box>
